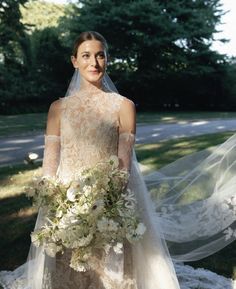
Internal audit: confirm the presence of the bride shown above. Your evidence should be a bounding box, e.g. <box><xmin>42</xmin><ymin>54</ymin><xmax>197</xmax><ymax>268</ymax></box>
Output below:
<box><xmin>0</xmin><ymin>31</ymin><xmax>235</xmax><ymax>289</ymax></box>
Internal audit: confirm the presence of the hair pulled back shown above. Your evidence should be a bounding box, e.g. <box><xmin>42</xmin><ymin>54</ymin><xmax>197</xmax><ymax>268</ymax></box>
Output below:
<box><xmin>72</xmin><ymin>31</ymin><xmax>108</xmax><ymax>57</ymax></box>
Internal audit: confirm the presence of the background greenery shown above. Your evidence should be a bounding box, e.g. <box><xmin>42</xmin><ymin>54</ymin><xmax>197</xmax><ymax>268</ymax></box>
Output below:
<box><xmin>1</xmin><ymin>0</ymin><xmax>236</xmax><ymax>114</ymax></box>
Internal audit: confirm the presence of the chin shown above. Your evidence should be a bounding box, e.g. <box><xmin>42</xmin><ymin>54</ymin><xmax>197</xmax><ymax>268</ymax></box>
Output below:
<box><xmin>87</xmin><ymin>75</ymin><xmax>104</xmax><ymax>85</ymax></box>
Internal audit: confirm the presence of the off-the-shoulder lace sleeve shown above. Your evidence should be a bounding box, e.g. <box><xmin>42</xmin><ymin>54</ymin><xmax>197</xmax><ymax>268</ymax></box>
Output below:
<box><xmin>118</xmin><ymin>132</ymin><xmax>135</xmax><ymax>171</ymax></box>
<box><xmin>42</xmin><ymin>135</ymin><xmax>61</xmax><ymax>177</ymax></box>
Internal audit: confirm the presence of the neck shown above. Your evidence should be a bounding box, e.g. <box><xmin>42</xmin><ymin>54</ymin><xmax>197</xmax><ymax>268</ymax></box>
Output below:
<box><xmin>80</xmin><ymin>78</ymin><xmax>104</xmax><ymax>93</ymax></box>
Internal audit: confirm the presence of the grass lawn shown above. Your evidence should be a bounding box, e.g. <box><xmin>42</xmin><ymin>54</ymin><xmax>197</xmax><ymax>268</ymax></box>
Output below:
<box><xmin>0</xmin><ymin>132</ymin><xmax>235</xmax><ymax>279</ymax></box>
<box><xmin>0</xmin><ymin>113</ymin><xmax>47</xmax><ymax>137</ymax></box>
<box><xmin>1</xmin><ymin>111</ymin><xmax>236</xmax><ymax>137</ymax></box>
<box><xmin>136</xmin><ymin>111</ymin><xmax>236</xmax><ymax>125</ymax></box>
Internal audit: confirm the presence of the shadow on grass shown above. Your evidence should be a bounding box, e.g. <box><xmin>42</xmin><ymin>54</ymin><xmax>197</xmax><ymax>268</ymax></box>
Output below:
<box><xmin>0</xmin><ymin>194</ymin><xmax>37</xmax><ymax>271</ymax></box>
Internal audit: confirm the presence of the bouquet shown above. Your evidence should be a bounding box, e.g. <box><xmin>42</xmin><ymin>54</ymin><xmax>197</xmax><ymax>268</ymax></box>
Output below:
<box><xmin>26</xmin><ymin>155</ymin><xmax>146</xmax><ymax>272</ymax></box>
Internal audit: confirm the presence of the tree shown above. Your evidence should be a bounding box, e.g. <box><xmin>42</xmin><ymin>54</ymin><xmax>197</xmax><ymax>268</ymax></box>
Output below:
<box><xmin>20</xmin><ymin>0</ymin><xmax>66</xmax><ymax>32</ymax></box>
<box><xmin>61</xmin><ymin>0</ymin><xmax>230</xmax><ymax>110</ymax></box>
<box><xmin>0</xmin><ymin>0</ymin><xmax>29</xmax><ymax>65</ymax></box>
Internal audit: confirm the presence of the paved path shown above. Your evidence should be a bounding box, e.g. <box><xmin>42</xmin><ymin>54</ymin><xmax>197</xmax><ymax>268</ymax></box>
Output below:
<box><xmin>1</xmin><ymin>118</ymin><xmax>236</xmax><ymax>167</ymax></box>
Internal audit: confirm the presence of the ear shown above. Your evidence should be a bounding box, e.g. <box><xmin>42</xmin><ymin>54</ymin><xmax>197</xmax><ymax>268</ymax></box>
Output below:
<box><xmin>71</xmin><ymin>55</ymin><xmax>79</xmax><ymax>69</ymax></box>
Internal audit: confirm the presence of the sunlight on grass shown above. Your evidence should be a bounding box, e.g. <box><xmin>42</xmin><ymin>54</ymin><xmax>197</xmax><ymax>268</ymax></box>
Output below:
<box><xmin>0</xmin><ymin>165</ymin><xmax>42</xmax><ymax>199</ymax></box>
<box><xmin>135</xmin><ymin>131</ymin><xmax>234</xmax><ymax>170</ymax></box>
<box><xmin>136</xmin><ymin>111</ymin><xmax>236</xmax><ymax>124</ymax></box>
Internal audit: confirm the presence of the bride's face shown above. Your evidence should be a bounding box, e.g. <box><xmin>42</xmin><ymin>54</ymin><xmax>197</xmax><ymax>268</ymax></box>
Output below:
<box><xmin>71</xmin><ymin>40</ymin><xmax>107</xmax><ymax>86</ymax></box>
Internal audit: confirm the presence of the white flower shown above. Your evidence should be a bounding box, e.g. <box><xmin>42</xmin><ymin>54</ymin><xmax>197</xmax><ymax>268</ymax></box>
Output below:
<box><xmin>135</xmin><ymin>223</ymin><xmax>146</xmax><ymax>236</ymax></box>
<box><xmin>104</xmin><ymin>244</ymin><xmax>112</xmax><ymax>254</ymax></box>
<box><xmin>67</xmin><ymin>187</ymin><xmax>77</xmax><ymax>202</ymax></box>
<box><xmin>97</xmin><ymin>218</ymin><xmax>119</xmax><ymax>232</ymax></box>
<box><xmin>113</xmin><ymin>242</ymin><xmax>123</xmax><ymax>254</ymax></box>
<box><xmin>70</xmin><ymin>261</ymin><xmax>90</xmax><ymax>272</ymax></box>
<box><xmin>56</xmin><ymin>209</ymin><xmax>63</xmax><ymax>218</ymax></box>
<box><xmin>72</xmin><ymin>233</ymin><xmax>93</xmax><ymax>248</ymax></box>
<box><xmin>58</xmin><ymin>212</ymin><xmax>78</xmax><ymax>229</ymax></box>
<box><xmin>77</xmin><ymin>203</ymin><xmax>91</xmax><ymax>214</ymax></box>
<box><xmin>83</xmin><ymin>185</ymin><xmax>92</xmax><ymax>197</ymax></box>
<box><xmin>45</xmin><ymin>243</ymin><xmax>61</xmax><ymax>257</ymax></box>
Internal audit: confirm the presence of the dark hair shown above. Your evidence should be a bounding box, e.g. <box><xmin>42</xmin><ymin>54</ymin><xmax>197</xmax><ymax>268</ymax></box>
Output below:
<box><xmin>72</xmin><ymin>31</ymin><xmax>108</xmax><ymax>57</ymax></box>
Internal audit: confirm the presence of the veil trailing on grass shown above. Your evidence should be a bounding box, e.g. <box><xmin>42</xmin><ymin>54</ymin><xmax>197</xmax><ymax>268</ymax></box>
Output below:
<box><xmin>144</xmin><ymin>136</ymin><xmax>236</xmax><ymax>262</ymax></box>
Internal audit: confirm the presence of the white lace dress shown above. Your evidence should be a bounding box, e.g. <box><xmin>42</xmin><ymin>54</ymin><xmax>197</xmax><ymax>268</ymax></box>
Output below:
<box><xmin>41</xmin><ymin>88</ymin><xmax>138</xmax><ymax>289</ymax></box>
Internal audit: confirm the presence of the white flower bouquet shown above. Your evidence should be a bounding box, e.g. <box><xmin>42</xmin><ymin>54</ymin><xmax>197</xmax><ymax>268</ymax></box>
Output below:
<box><xmin>27</xmin><ymin>155</ymin><xmax>146</xmax><ymax>272</ymax></box>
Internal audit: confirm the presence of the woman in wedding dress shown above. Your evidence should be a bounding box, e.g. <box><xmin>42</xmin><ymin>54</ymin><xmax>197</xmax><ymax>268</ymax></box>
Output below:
<box><xmin>0</xmin><ymin>31</ymin><xmax>235</xmax><ymax>289</ymax></box>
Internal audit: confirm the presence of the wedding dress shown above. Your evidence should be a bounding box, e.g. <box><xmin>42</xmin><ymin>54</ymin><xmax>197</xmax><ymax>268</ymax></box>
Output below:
<box><xmin>0</xmin><ymin>81</ymin><xmax>235</xmax><ymax>289</ymax></box>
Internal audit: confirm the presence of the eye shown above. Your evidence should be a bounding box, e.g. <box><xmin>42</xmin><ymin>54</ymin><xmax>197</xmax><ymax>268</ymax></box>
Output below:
<box><xmin>97</xmin><ymin>53</ymin><xmax>105</xmax><ymax>59</ymax></box>
<box><xmin>82</xmin><ymin>53</ymin><xmax>90</xmax><ymax>59</ymax></box>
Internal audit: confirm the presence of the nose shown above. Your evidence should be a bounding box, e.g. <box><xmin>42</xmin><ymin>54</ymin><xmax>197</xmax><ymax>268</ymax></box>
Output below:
<box><xmin>90</xmin><ymin>55</ymin><xmax>98</xmax><ymax>67</ymax></box>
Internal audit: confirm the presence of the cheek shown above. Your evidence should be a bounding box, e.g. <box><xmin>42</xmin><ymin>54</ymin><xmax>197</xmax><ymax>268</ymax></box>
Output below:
<box><xmin>99</xmin><ymin>59</ymin><xmax>107</xmax><ymax>69</ymax></box>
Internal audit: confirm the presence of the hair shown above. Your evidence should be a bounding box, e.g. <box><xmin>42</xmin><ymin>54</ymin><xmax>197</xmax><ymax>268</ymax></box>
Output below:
<box><xmin>72</xmin><ymin>31</ymin><xmax>108</xmax><ymax>57</ymax></box>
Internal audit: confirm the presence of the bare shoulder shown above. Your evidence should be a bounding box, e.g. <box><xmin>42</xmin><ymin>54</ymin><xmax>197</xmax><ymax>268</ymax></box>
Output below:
<box><xmin>48</xmin><ymin>99</ymin><xmax>62</xmax><ymax>113</ymax></box>
<box><xmin>120</xmin><ymin>96</ymin><xmax>136</xmax><ymax>115</ymax></box>
<box><xmin>47</xmin><ymin>98</ymin><xmax>62</xmax><ymax>119</ymax></box>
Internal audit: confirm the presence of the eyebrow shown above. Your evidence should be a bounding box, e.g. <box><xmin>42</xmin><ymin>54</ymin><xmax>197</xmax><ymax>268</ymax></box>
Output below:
<box><xmin>80</xmin><ymin>51</ymin><xmax>105</xmax><ymax>54</ymax></box>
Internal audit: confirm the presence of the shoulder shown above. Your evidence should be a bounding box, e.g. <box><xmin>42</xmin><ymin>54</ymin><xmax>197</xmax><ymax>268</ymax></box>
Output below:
<box><xmin>49</xmin><ymin>99</ymin><xmax>62</xmax><ymax>111</ymax></box>
<box><xmin>48</xmin><ymin>99</ymin><xmax>62</xmax><ymax>113</ymax></box>
<box><xmin>119</xmin><ymin>95</ymin><xmax>136</xmax><ymax>115</ymax></box>
<box><xmin>110</xmin><ymin>92</ymin><xmax>136</xmax><ymax>113</ymax></box>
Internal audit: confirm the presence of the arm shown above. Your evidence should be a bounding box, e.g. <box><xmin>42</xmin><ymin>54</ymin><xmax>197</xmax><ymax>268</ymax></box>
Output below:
<box><xmin>118</xmin><ymin>98</ymin><xmax>136</xmax><ymax>171</ymax></box>
<box><xmin>42</xmin><ymin>99</ymin><xmax>61</xmax><ymax>177</ymax></box>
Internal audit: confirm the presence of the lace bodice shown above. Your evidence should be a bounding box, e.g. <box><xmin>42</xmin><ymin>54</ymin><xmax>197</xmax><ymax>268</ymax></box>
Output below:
<box><xmin>42</xmin><ymin>87</ymin><xmax>135</xmax><ymax>182</ymax></box>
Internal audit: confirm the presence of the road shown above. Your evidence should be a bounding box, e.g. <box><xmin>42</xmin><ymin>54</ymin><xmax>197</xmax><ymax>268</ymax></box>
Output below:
<box><xmin>0</xmin><ymin>118</ymin><xmax>236</xmax><ymax>167</ymax></box>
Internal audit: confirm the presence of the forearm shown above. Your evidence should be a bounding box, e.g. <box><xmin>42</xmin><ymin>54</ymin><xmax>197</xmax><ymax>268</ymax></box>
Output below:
<box><xmin>42</xmin><ymin>135</ymin><xmax>61</xmax><ymax>177</ymax></box>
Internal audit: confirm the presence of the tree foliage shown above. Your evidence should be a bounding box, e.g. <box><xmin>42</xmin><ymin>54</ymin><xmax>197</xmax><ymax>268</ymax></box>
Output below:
<box><xmin>20</xmin><ymin>0</ymin><xmax>66</xmax><ymax>32</ymax></box>
<box><xmin>1</xmin><ymin>0</ymin><xmax>236</xmax><ymax>114</ymax></box>
<box><xmin>0</xmin><ymin>0</ymin><xmax>70</xmax><ymax>114</ymax></box>
<box><xmin>61</xmin><ymin>0</ymin><xmax>232</xmax><ymax>109</ymax></box>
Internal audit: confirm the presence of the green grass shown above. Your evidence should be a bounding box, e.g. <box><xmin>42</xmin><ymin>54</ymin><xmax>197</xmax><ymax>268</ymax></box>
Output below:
<box><xmin>137</xmin><ymin>111</ymin><xmax>236</xmax><ymax>124</ymax></box>
<box><xmin>0</xmin><ymin>132</ymin><xmax>235</xmax><ymax>279</ymax></box>
<box><xmin>0</xmin><ymin>113</ymin><xmax>47</xmax><ymax>137</ymax></box>
<box><xmin>0</xmin><ymin>163</ymin><xmax>41</xmax><ymax>270</ymax></box>
<box><xmin>1</xmin><ymin>111</ymin><xmax>236</xmax><ymax>138</ymax></box>
<box><xmin>135</xmin><ymin>131</ymin><xmax>235</xmax><ymax>170</ymax></box>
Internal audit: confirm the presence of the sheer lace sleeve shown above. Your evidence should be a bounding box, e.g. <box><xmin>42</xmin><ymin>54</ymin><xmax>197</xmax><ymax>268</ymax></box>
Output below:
<box><xmin>118</xmin><ymin>132</ymin><xmax>135</xmax><ymax>171</ymax></box>
<box><xmin>42</xmin><ymin>135</ymin><xmax>61</xmax><ymax>177</ymax></box>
